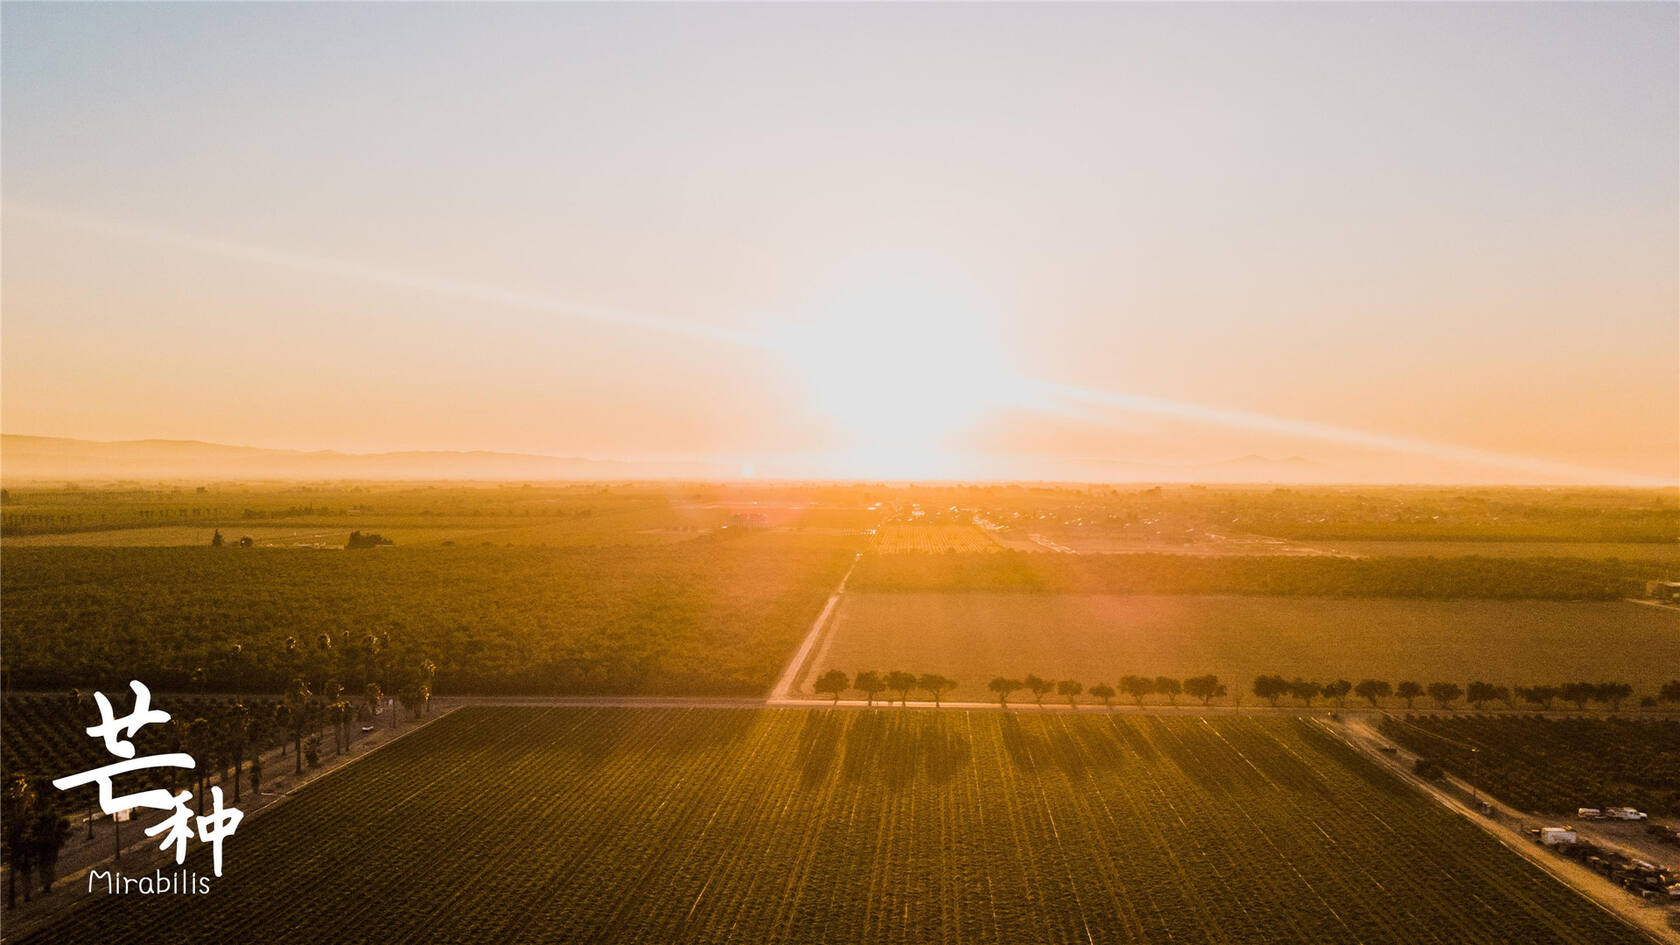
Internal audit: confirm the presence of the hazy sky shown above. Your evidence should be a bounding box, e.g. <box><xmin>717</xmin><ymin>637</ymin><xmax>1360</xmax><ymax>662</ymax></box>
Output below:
<box><xmin>4</xmin><ymin>3</ymin><xmax>1676</xmax><ymax>483</ymax></box>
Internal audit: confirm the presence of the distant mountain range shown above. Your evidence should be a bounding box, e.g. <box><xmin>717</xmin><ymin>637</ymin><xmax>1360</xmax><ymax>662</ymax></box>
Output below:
<box><xmin>0</xmin><ymin>435</ymin><xmax>735</xmax><ymax>482</ymax></box>
<box><xmin>10</xmin><ymin>434</ymin><xmax>1631</xmax><ymax>485</ymax></box>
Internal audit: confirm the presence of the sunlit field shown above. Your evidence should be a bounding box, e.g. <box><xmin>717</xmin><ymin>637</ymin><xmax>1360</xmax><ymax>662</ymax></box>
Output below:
<box><xmin>9</xmin><ymin>707</ymin><xmax>1650</xmax><ymax>945</ymax></box>
<box><xmin>1304</xmin><ymin>541</ymin><xmax>1680</xmax><ymax>563</ymax></box>
<box><xmin>4</xmin><ymin>3</ymin><xmax>1677</xmax><ymax>943</ymax></box>
<box><xmin>0</xmin><ymin>539</ymin><xmax>858</xmax><ymax>695</ymax></box>
<box><xmin>805</xmin><ymin>592</ymin><xmax>1680</xmax><ymax>704</ymax></box>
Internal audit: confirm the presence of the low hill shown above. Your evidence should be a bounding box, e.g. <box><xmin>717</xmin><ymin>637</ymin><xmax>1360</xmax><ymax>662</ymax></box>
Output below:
<box><xmin>0</xmin><ymin>435</ymin><xmax>732</xmax><ymax>482</ymax></box>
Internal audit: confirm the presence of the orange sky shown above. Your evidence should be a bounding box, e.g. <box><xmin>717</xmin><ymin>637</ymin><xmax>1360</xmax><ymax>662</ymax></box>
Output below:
<box><xmin>3</xmin><ymin>4</ymin><xmax>1675</xmax><ymax>484</ymax></box>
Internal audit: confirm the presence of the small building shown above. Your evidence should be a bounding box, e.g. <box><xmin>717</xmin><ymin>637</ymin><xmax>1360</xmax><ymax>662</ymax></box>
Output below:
<box><xmin>1541</xmin><ymin>827</ymin><xmax>1578</xmax><ymax>847</ymax></box>
<box><xmin>1646</xmin><ymin>580</ymin><xmax>1680</xmax><ymax>602</ymax></box>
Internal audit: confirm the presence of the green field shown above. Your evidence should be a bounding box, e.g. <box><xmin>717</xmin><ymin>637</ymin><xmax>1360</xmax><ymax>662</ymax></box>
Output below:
<box><xmin>13</xmin><ymin>707</ymin><xmax>1649</xmax><ymax>945</ymax></box>
<box><xmin>0</xmin><ymin>524</ymin><xmax>516</xmax><ymax>548</ymax></box>
<box><xmin>806</xmin><ymin>592</ymin><xmax>1680</xmax><ymax>703</ymax></box>
<box><xmin>848</xmin><ymin>550</ymin><xmax>1669</xmax><ymax>599</ymax></box>
<box><xmin>0</xmin><ymin>483</ymin><xmax>887</xmax><ymax>541</ymax></box>
<box><xmin>0</xmin><ymin>538</ymin><xmax>856</xmax><ymax>696</ymax></box>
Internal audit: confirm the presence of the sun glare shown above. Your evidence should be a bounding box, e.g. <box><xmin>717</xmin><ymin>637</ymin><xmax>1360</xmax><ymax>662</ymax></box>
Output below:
<box><xmin>776</xmin><ymin>278</ymin><xmax>1013</xmax><ymax>474</ymax></box>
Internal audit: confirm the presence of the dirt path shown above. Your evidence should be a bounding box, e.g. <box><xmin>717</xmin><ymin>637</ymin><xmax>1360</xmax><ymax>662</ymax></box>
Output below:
<box><xmin>1329</xmin><ymin>715</ymin><xmax>1679</xmax><ymax>944</ymax></box>
<box><xmin>766</xmin><ymin>552</ymin><xmax>860</xmax><ymax>702</ymax></box>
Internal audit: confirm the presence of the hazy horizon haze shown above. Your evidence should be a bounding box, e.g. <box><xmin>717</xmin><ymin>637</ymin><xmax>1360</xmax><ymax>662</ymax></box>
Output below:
<box><xmin>4</xmin><ymin>3</ymin><xmax>1676</xmax><ymax>484</ymax></box>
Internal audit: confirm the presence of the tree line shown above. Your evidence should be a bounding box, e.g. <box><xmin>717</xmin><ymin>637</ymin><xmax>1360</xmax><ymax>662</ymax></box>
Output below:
<box><xmin>809</xmin><ymin>671</ymin><xmax>1680</xmax><ymax>712</ymax></box>
<box><xmin>1247</xmin><ymin>677</ymin><xmax>1677</xmax><ymax>712</ymax></box>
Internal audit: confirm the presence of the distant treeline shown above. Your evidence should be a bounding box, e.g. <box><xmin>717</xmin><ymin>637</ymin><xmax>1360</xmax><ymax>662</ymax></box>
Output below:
<box><xmin>852</xmin><ymin>552</ymin><xmax>1661</xmax><ymax>599</ymax></box>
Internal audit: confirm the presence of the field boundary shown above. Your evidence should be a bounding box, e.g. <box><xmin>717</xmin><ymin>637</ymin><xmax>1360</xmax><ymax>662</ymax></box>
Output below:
<box><xmin>767</xmin><ymin>552</ymin><xmax>860</xmax><ymax>702</ymax></box>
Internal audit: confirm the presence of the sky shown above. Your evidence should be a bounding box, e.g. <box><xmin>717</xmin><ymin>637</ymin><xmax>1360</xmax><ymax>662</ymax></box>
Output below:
<box><xmin>3</xmin><ymin>3</ymin><xmax>1676</xmax><ymax>484</ymax></box>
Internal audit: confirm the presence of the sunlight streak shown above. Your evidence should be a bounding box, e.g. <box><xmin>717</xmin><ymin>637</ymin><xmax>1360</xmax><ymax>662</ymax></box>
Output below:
<box><xmin>7</xmin><ymin>203</ymin><xmax>772</xmax><ymax>352</ymax></box>
<box><xmin>15</xmin><ymin>203</ymin><xmax>1661</xmax><ymax>485</ymax></box>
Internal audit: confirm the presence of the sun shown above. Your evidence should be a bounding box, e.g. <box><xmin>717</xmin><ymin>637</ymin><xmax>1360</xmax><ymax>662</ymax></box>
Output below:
<box><xmin>775</xmin><ymin>278</ymin><xmax>1014</xmax><ymax>475</ymax></box>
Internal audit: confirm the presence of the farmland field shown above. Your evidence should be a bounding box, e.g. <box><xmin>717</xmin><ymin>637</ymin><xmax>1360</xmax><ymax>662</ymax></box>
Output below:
<box><xmin>13</xmin><ymin>706</ymin><xmax>1651</xmax><ymax>945</ymax></box>
<box><xmin>804</xmin><ymin>592</ymin><xmax>1680</xmax><ymax>703</ymax></box>
<box><xmin>848</xmin><ymin>550</ymin><xmax>1672</xmax><ymax>598</ymax></box>
<box><xmin>0</xmin><ymin>524</ymin><xmax>515</xmax><ymax>548</ymax></box>
<box><xmin>0</xmin><ymin>538</ymin><xmax>857</xmax><ymax>696</ymax></box>
<box><xmin>1378</xmin><ymin>715</ymin><xmax>1680</xmax><ymax>818</ymax></box>
<box><xmin>1302</xmin><ymin>540</ymin><xmax>1680</xmax><ymax>563</ymax></box>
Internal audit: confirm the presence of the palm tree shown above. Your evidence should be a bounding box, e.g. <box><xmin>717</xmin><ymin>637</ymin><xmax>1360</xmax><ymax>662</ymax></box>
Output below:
<box><xmin>363</xmin><ymin>682</ymin><xmax>384</xmax><ymax>726</ymax></box>
<box><xmin>360</xmin><ymin>633</ymin><xmax>380</xmax><ymax>689</ymax></box>
<box><xmin>330</xmin><ymin>699</ymin><xmax>352</xmax><ymax>754</ymax></box>
<box><xmin>4</xmin><ymin>776</ymin><xmax>39</xmax><ymax>906</ymax></box>
<box><xmin>27</xmin><ymin>810</ymin><xmax>70</xmax><ymax>895</ymax></box>
<box><xmin>248</xmin><ymin>749</ymin><xmax>264</xmax><ymax>797</ymax></box>
<box><xmin>284</xmin><ymin>680</ymin><xmax>312</xmax><ymax>775</ymax></box>
<box><xmin>315</xmin><ymin>633</ymin><xmax>334</xmax><ymax>696</ymax></box>
<box><xmin>244</xmin><ymin>713</ymin><xmax>270</xmax><ymax>794</ymax></box>
<box><xmin>184</xmin><ymin>717</ymin><xmax>211</xmax><ymax>813</ymax></box>
<box><xmin>283</xmin><ymin>636</ymin><xmax>300</xmax><ymax>688</ymax></box>
<box><xmin>224</xmin><ymin>702</ymin><xmax>249</xmax><ymax>801</ymax></box>
<box><xmin>227</xmin><ymin>643</ymin><xmax>244</xmax><ymax>699</ymax></box>
<box><xmin>316</xmin><ymin>681</ymin><xmax>342</xmax><ymax>744</ymax></box>
<box><xmin>418</xmin><ymin>659</ymin><xmax>437</xmax><ymax>714</ymax></box>
<box><xmin>397</xmin><ymin>684</ymin><xmax>426</xmax><ymax>723</ymax></box>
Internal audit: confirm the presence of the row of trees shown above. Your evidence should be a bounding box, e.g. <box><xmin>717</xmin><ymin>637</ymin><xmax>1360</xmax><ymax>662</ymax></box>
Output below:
<box><xmin>986</xmin><ymin>674</ymin><xmax>1229</xmax><ymax>709</ymax></box>
<box><xmin>809</xmin><ymin>671</ymin><xmax>1229</xmax><ymax>709</ymax></box>
<box><xmin>1247</xmin><ymin>676</ymin><xmax>1676</xmax><ymax>712</ymax></box>
<box><xmin>807</xmin><ymin>671</ymin><xmax>1680</xmax><ymax>713</ymax></box>
<box><xmin>813</xmin><ymin>671</ymin><xmax>958</xmax><ymax>707</ymax></box>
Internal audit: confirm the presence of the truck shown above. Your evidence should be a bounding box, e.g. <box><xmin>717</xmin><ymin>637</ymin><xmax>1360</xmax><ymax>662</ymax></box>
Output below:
<box><xmin>1540</xmin><ymin>827</ymin><xmax>1578</xmax><ymax>847</ymax></box>
<box><xmin>1605</xmin><ymin>807</ymin><xmax>1648</xmax><ymax>821</ymax></box>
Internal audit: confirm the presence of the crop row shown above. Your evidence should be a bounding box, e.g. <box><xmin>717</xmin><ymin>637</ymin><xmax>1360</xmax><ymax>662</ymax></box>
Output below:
<box><xmin>1378</xmin><ymin>714</ymin><xmax>1680</xmax><ymax>817</ymax></box>
<box><xmin>21</xmin><ymin>708</ymin><xmax>1652</xmax><ymax>945</ymax></box>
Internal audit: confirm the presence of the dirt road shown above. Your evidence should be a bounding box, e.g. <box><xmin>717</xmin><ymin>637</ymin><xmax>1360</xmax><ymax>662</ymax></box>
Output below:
<box><xmin>767</xmin><ymin>552</ymin><xmax>860</xmax><ymax>702</ymax></box>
